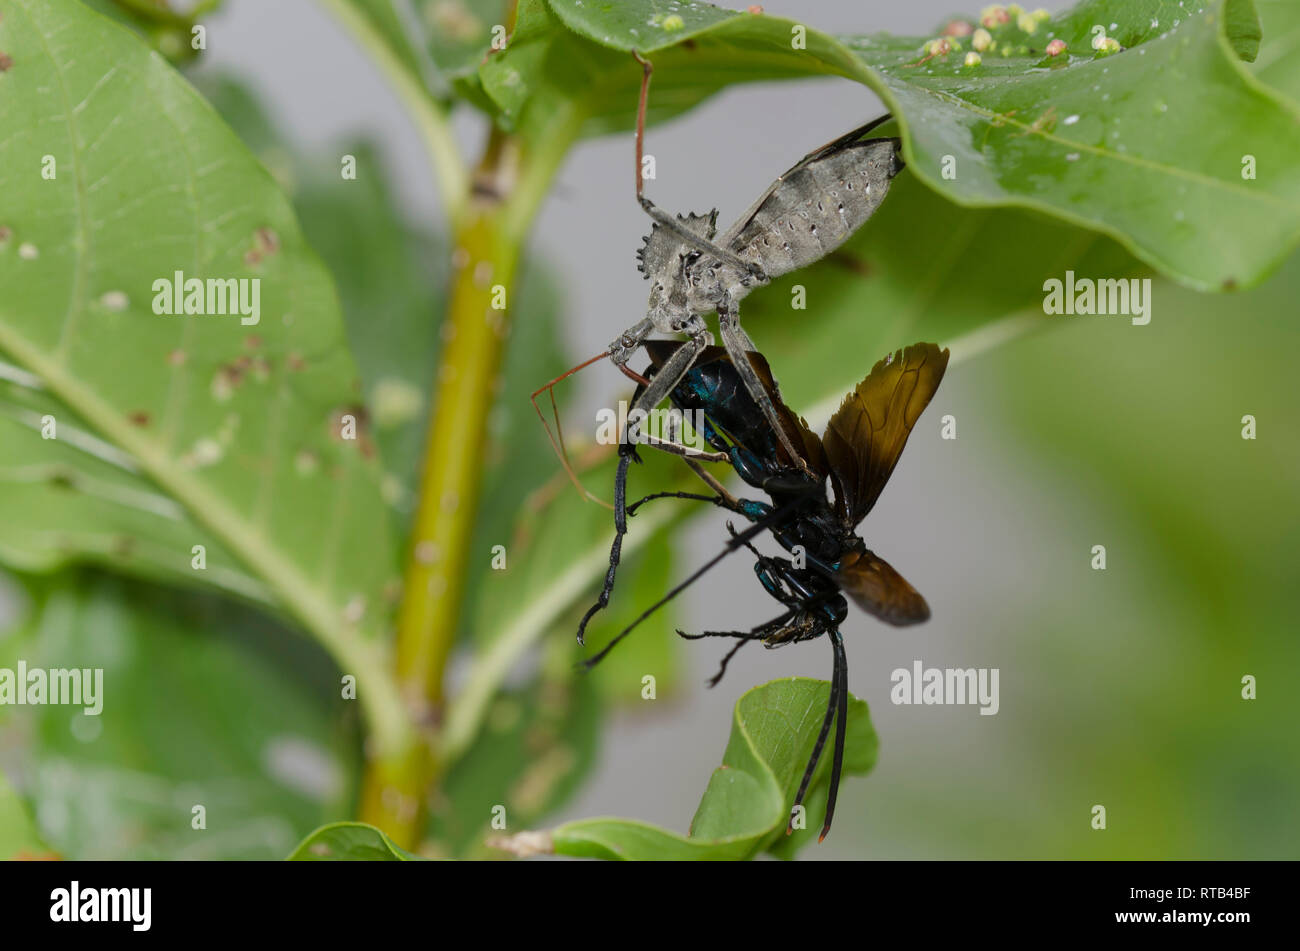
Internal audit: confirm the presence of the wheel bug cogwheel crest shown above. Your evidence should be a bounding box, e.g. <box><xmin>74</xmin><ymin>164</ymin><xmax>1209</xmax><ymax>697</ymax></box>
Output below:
<box><xmin>635</xmin><ymin>210</ymin><xmax>719</xmax><ymax>280</ymax></box>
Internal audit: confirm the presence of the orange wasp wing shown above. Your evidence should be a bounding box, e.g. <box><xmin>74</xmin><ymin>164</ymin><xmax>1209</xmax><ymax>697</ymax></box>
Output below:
<box><xmin>821</xmin><ymin>342</ymin><xmax>949</xmax><ymax>528</ymax></box>
<box><xmin>833</xmin><ymin>548</ymin><xmax>931</xmax><ymax>626</ymax></box>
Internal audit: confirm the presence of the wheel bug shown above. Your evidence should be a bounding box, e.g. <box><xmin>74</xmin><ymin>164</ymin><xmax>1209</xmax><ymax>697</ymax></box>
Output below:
<box><xmin>531</xmin><ymin>52</ymin><xmax>905</xmax><ymax>501</ymax></box>
<box><xmin>578</xmin><ymin>339</ymin><xmax>949</xmax><ymax>840</ymax></box>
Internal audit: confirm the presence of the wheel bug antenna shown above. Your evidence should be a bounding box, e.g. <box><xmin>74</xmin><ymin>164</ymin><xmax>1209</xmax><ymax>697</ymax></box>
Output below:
<box><xmin>529</xmin><ymin>349</ymin><xmax>617</xmax><ymax>509</ymax></box>
<box><xmin>579</xmin><ymin>505</ymin><xmax>786</xmax><ymax>669</ymax></box>
<box><xmin>820</xmin><ymin>629</ymin><xmax>849</xmax><ymax>843</ymax></box>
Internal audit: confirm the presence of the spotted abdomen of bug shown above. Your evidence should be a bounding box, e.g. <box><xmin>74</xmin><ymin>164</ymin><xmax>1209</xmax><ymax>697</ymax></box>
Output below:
<box><xmin>726</xmin><ymin>137</ymin><xmax>904</xmax><ymax>293</ymax></box>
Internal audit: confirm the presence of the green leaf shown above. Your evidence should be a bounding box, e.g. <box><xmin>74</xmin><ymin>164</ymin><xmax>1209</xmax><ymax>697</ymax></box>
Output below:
<box><xmin>192</xmin><ymin>74</ymin><xmax>606</xmax><ymax>811</ymax></box>
<box><xmin>77</xmin><ymin>0</ymin><xmax>215</xmax><ymax>64</ymax></box>
<box><xmin>0</xmin><ymin>373</ymin><xmax>272</xmax><ymax>603</ymax></box>
<box><xmin>4</xmin><ymin>574</ymin><xmax>357</xmax><ymax>860</ymax></box>
<box><xmin>430</xmin><ymin>632</ymin><xmax>600</xmax><ymax>857</ymax></box>
<box><xmin>0</xmin><ymin>768</ymin><xmax>52</xmax><ymax>860</ymax></box>
<box><xmin>1225</xmin><ymin>0</ymin><xmax>1263</xmax><ymax>61</ymax></box>
<box><xmin>288</xmin><ymin>821</ymin><xmax>422</xmax><ymax>860</ymax></box>
<box><xmin>483</xmin><ymin>0</ymin><xmax>1300</xmax><ymax>290</ymax></box>
<box><xmin>1253</xmin><ymin>0</ymin><xmax>1300</xmax><ymax>103</ymax></box>
<box><xmin>0</xmin><ymin>0</ymin><xmax>405</xmax><ymax>746</ymax></box>
<box><xmin>740</xmin><ymin>165</ymin><xmax>1138</xmax><ymax>412</ymax></box>
<box><xmin>327</xmin><ymin>0</ymin><xmax>505</xmax><ymax>110</ymax></box>
<box><xmin>502</xmin><ymin>678</ymin><xmax>876</xmax><ymax>861</ymax></box>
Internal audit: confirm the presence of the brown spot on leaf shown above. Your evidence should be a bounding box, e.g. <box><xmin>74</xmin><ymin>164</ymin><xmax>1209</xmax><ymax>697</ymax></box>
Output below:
<box><xmin>287</xmin><ymin>351</ymin><xmax>306</xmax><ymax>372</ymax></box>
<box><xmin>127</xmin><ymin>411</ymin><xmax>150</xmax><ymax>427</ymax></box>
<box><xmin>166</xmin><ymin>349</ymin><xmax>187</xmax><ymax>366</ymax></box>
<box><xmin>331</xmin><ymin>404</ymin><xmax>375</xmax><ymax>459</ymax></box>
<box><xmin>0</xmin><ymin>52</ymin><xmax>13</xmax><ymax>73</ymax></box>
<box><xmin>244</xmin><ymin>334</ymin><xmax>262</xmax><ymax>350</ymax></box>
<box><xmin>1222</xmin><ymin>277</ymin><xmax>1238</xmax><ymax>291</ymax></box>
<box><xmin>212</xmin><ymin>355</ymin><xmax>255</xmax><ymax>400</ymax></box>
<box><xmin>254</xmin><ymin>226</ymin><xmax>280</xmax><ymax>254</ymax></box>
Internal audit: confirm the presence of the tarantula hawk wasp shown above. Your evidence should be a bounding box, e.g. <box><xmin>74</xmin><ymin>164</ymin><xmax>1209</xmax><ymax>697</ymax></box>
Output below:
<box><xmin>530</xmin><ymin>51</ymin><xmax>905</xmax><ymax>501</ymax></box>
<box><xmin>578</xmin><ymin>339</ymin><xmax>949</xmax><ymax>841</ymax></box>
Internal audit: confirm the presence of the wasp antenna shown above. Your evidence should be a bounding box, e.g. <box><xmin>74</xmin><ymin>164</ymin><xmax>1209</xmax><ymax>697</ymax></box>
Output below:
<box><xmin>529</xmin><ymin>351</ymin><xmax>616</xmax><ymax>510</ymax></box>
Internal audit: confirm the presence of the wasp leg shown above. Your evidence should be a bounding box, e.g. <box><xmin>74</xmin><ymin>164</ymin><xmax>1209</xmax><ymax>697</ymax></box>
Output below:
<box><xmin>789</xmin><ymin>644</ymin><xmax>841</xmax><ymax>838</ymax></box>
<box><xmin>576</xmin><ymin>445</ymin><xmax>638</xmax><ymax>645</ymax></box>
<box><xmin>820</xmin><ymin>628</ymin><xmax>849</xmax><ymax>842</ymax></box>
<box><xmin>677</xmin><ymin>608</ymin><xmax>798</xmax><ymax>687</ymax></box>
<box><xmin>579</xmin><ymin>506</ymin><xmax>787</xmax><ymax>670</ymax></box>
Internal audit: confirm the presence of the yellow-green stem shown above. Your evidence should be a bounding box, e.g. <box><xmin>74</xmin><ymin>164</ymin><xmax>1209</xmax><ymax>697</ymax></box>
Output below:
<box><xmin>358</xmin><ymin>145</ymin><xmax>521</xmax><ymax>844</ymax></box>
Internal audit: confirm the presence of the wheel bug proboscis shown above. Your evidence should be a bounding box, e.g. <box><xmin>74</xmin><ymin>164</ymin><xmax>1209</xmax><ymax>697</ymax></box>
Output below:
<box><xmin>530</xmin><ymin>50</ymin><xmax>906</xmax><ymax>505</ymax></box>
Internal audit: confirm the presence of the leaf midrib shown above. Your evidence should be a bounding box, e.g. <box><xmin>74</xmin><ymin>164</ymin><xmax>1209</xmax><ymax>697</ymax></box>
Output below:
<box><xmin>0</xmin><ymin>0</ymin><xmax>408</xmax><ymax>754</ymax></box>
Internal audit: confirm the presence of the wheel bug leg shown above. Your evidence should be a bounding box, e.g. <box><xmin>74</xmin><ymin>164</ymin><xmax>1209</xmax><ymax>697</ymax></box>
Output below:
<box><xmin>680</xmin><ymin>459</ymin><xmax>741</xmax><ymax>509</ymax></box>
<box><xmin>634</xmin><ymin>49</ymin><xmax>652</xmax><ymax>203</ymax></box>
<box><xmin>619</xmin><ymin>331</ymin><xmax>729</xmax><ymax>463</ymax></box>
<box><xmin>632</xmin><ymin>50</ymin><xmax>762</xmax><ymax>275</ymax></box>
<box><xmin>716</xmin><ymin>306</ymin><xmax>812</xmax><ymax>472</ymax></box>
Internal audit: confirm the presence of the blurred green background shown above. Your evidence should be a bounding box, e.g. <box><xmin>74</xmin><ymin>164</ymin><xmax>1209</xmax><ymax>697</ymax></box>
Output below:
<box><xmin>2</xmin><ymin>0</ymin><xmax>1296</xmax><ymax>860</ymax></box>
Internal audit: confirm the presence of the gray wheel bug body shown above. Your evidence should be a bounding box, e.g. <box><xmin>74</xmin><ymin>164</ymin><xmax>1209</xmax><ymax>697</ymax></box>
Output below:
<box><xmin>531</xmin><ymin>53</ymin><xmax>905</xmax><ymax>501</ymax></box>
<box><xmin>611</xmin><ymin>53</ymin><xmax>905</xmax><ymax>467</ymax></box>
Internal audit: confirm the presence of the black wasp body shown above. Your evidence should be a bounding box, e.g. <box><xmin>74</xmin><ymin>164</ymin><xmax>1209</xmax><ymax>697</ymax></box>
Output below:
<box><xmin>579</xmin><ymin>339</ymin><xmax>949</xmax><ymax>840</ymax></box>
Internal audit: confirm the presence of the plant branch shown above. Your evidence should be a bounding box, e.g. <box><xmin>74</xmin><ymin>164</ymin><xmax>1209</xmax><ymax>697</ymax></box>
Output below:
<box><xmin>317</xmin><ymin>0</ymin><xmax>469</xmax><ymax>227</ymax></box>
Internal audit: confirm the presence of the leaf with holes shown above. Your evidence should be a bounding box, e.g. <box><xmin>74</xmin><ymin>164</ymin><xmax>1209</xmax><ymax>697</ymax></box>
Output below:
<box><xmin>0</xmin><ymin>0</ymin><xmax>406</xmax><ymax>750</ymax></box>
<box><xmin>479</xmin><ymin>0</ymin><xmax>1299</xmax><ymax>290</ymax></box>
<box><xmin>6</xmin><ymin>575</ymin><xmax>357</xmax><ymax>860</ymax></box>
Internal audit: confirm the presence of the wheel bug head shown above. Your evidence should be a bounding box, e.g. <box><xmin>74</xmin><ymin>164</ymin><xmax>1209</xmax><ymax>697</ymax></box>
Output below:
<box><xmin>637</xmin><ymin>210</ymin><xmax>719</xmax><ymax>279</ymax></box>
<box><xmin>638</xmin><ymin>210</ymin><xmax>719</xmax><ymax>334</ymax></box>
